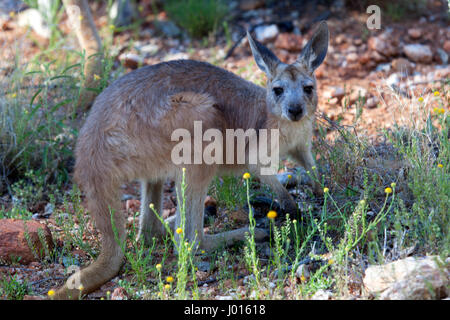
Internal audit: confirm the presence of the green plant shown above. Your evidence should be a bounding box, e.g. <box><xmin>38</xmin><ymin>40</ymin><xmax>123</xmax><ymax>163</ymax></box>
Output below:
<box><xmin>0</xmin><ymin>274</ymin><xmax>32</xmax><ymax>300</ymax></box>
<box><xmin>164</xmin><ymin>0</ymin><xmax>228</xmax><ymax>38</ymax></box>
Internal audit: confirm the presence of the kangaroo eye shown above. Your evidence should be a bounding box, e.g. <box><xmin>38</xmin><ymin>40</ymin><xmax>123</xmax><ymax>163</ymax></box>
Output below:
<box><xmin>273</xmin><ymin>87</ymin><xmax>284</xmax><ymax>96</ymax></box>
<box><xmin>303</xmin><ymin>86</ymin><xmax>314</xmax><ymax>94</ymax></box>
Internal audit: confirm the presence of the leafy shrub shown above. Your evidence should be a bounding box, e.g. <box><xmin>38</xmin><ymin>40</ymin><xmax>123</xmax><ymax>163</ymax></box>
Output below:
<box><xmin>164</xmin><ymin>0</ymin><xmax>228</xmax><ymax>38</ymax></box>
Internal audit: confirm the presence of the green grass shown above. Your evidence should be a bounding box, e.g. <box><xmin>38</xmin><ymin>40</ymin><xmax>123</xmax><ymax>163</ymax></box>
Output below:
<box><xmin>0</xmin><ymin>274</ymin><xmax>32</xmax><ymax>300</ymax></box>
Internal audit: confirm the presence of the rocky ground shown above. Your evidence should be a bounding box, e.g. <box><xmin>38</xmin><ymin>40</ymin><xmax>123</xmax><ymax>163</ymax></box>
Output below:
<box><xmin>0</xmin><ymin>0</ymin><xmax>449</xmax><ymax>300</ymax></box>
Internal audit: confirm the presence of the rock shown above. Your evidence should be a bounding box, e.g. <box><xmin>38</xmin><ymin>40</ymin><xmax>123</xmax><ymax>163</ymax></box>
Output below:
<box><xmin>322</xmin><ymin>86</ymin><xmax>345</xmax><ymax>100</ymax></box>
<box><xmin>311</xmin><ymin>289</ymin><xmax>333</xmax><ymax>300</ymax></box>
<box><xmin>137</xmin><ymin>43</ymin><xmax>159</xmax><ymax>56</ymax></box>
<box><xmin>363</xmin><ymin>256</ymin><xmax>449</xmax><ymax>300</ymax></box>
<box><xmin>368</xmin><ymin>32</ymin><xmax>399</xmax><ymax>57</ymax></box>
<box><xmin>109</xmin><ymin>0</ymin><xmax>136</xmax><ymax>27</ymax></box>
<box><xmin>17</xmin><ymin>8</ymin><xmax>50</xmax><ymax>38</ymax></box>
<box><xmin>216</xmin><ymin>295</ymin><xmax>233</xmax><ymax>300</ymax></box>
<box><xmin>375</xmin><ymin>63</ymin><xmax>391</xmax><ymax>72</ymax></box>
<box><xmin>155</xmin><ymin>20</ymin><xmax>181</xmax><ymax>38</ymax></box>
<box><xmin>404</xmin><ymin>44</ymin><xmax>433</xmax><ymax>64</ymax></box>
<box><xmin>365</xmin><ymin>96</ymin><xmax>379</xmax><ymax>109</ymax></box>
<box><xmin>346</xmin><ymin>52</ymin><xmax>358</xmax><ymax>63</ymax></box>
<box><xmin>408</xmin><ymin>28</ymin><xmax>422</xmax><ymax>39</ymax></box>
<box><xmin>295</xmin><ymin>264</ymin><xmax>311</xmax><ymax>280</ymax></box>
<box><xmin>435</xmin><ymin>48</ymin><xmax>448</xmax><ymax>65</ymax></box>
<box><xmin>0</xmin><ymin>219</ymin><xmax>54</xmax><ymax>264</ymax></box>
<box><xmin>254</xmin><ymin>24</ymin><xmax>279</xmax><ymax>43</ymax></box>
<box><xmin>274</xmin><ymin>33</ymin><xmax>303</xmax><ymax>52</ymax></box>
<box><xmin>196</xmin><ymin>261</ymin><xmax>211</xmax><ymax>272</ymax></box>
<box><xmin>443</xmin><ymin>40</ymin><xmax>450</xmax><ymax>53</ymax></box>
<box><xmin>111</xmin><ymin>287</ymin><xmax>128</xmax><ymax>300</ymax></box>
<box><xmin>391</xmin><ymin>58</ymin><xmax>414</xmax><ymax>74</ymax></box>
<box><xmin>239</xmin><ymin>0</ymin><xmax>265</xmax><ymax>10</ymax></box>
<box><xmin>276</xmin><ymin>172</ymin><xmax>297</xmax><ymax>189</ymax></box>
<box><xmin>119</xmin><ymin>53</ymin><xmax>143</xmax><ymax>69</ymax></box>
<box><xmin>349</xmin><ymin>86</ymin><xmax>368</xmax><ymax>104</ymax></box>
<box><xmin>125</xmin><ymin>199</ymin><xmax>140</xmax><ymax>213</ymax></box>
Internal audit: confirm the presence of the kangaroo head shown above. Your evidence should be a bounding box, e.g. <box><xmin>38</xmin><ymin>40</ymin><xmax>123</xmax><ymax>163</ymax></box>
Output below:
<box><xmin>247</xmin><ymin>21</ymin><xmax>329</xmax><ymax>122</ymax></box>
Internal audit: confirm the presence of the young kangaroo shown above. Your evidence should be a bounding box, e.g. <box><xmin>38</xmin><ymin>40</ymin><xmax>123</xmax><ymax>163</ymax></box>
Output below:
<box><xmin>53</xmin><ymin>21</ymin><xmax>329</xmax><ymax>299</ymax></box>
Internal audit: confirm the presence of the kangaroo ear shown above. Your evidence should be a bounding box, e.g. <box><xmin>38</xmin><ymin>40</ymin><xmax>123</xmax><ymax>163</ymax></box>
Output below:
<box><xmin>298</xmin><ymin>21</ymin><xmax>329</xmax><ymax>72</ymax></box>
<box><xmin>247</xmin><ymin>30</ymin><xmax>280</xmax><ymax>77</ymax></box>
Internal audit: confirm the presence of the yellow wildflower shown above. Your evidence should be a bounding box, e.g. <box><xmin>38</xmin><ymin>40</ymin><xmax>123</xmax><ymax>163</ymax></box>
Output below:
<box><xmin>287</xmin><ymin>174</ymin><xmax>292</xmax><ymax>179</ymax></box>
<box><xmin>385</xmin><ymin>187</ymin><xmax>392</xmax><ymax>194</ymax></box>
<box><xmin>390</xmin><ymin>182</ymin><xmax>396</xmax><ymax>188</ymax></box>
<box><xmin>418</xmin><ymin>97</ymin><xmax>424</xmax><ymax>102</ymax></box>
<box><xmin>149</xmin><ymin>203</ymin><xmax>154</xmax><ymax>209</ymax></box>
<box><xmin>434</xmin><ymin>91</ymin><xmax>440</xmax><ymax>96</ymax></box>
<box><xmin>9</xmin><ymin>11</ymin><xmax>15</xmax><ymax>18</ymax></box>
<box><xmin>437</xmin><ymin>163</ymin><xmax>443</xmax><ymax>168</ymax></box>
<box><xmin>10</xmin><ymin>93</ymin><xmax>17</xmax><ymax>98</ymax></box>
<box><xmin>164</xmin><ymin>284</ymin><xmax>171</xmax><ymax>290</ymax></box>
<box><xmin>109</xmin><ymin>24</ymin><xmax>115</xmax><ymax>30</ymax></box>
<box><xmin>267</xmin><ymin>210</ymin><xmax>277</xmax><ymax>219</ymax></box>
<box><xmin>47</xmin><ymin>289</ymin><xmax>55</xmax><ymax>297</ymax></box>
<box><xmin>323</xmin><ymin>187</ymin><xmax>329</xmax><ymax>193</ymax></box>
<box><xmin>300</xmin><ymin>275</ymin><xmax>306</xmax><ymax>282</ymax></box>
<box><xmin>166</xmin><ymin>276</ymin><xmax>174</xmax><ymax>283</ymax></box>
<box><xmin>78</xmin><ymin>285</ymin><xmax>84</xmax><ymax>291</ymax></box>
<box><xmin>176</xmin><ymin>228</ymin><xmax>182</xmax><ymax>234</ymax></box>
<box><xmin>155</xmin><ymin>263</ymin><xmax>162</xmax><ymax>271</ymax></box>
<box><xmin>328</xmin><ymin>259</ymin><xmax>334</xmax><ymax>265</ymax></box>
<box><xmin>93</xmin><ymin>74</ymin><xmax>101</xmax><ymax>81</ymax></box>
<box><xmin>78</xmin><ymin>15</ymin><xmax>83</xmax><ymax>21</ymax></box>
<box><xmin>243</xmin><ymin>172</ymin><xmax>251</xmax><ymax>180</ymax></box>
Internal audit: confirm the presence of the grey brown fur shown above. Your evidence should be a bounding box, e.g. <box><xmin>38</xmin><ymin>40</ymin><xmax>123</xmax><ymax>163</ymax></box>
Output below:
<box><xmin>53</xmin><ymin>21</ymin><xmax>329</xmax><ymax>299</ymax></box>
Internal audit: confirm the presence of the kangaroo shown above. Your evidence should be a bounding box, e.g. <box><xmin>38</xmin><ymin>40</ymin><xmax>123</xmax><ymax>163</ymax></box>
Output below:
<box><xmin>53</xmin><ymin>21</ymin><xmax>329</xmax><ymax>299</ymax></box>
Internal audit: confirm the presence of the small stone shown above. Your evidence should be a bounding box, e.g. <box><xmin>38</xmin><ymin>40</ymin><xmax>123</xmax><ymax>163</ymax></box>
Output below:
<box><xmin>349</xmin><ymin>86</ymin><xmax>368</xmax><ymax>104</ymax></box>
<box><xmin>391</xmin><ymin>58</ymin><xmax>414</xmax><ymax>74</ymax></box>
<box><xmin>254</xmin><ymin>24</ymin><xmax>279</xmax><ymax>43</ymax></box>
<box><xmin>196</xmin><ymin>261</ymin><xmax>211</xmax><ymax>272</ymax></box>
<box><xmin>346</xmin><ymin>52</ymin><xmax>358</xmax><ymax>63</ymax></box>
<box><xmin>365</xmin><ymin>96</ymin><xmax>379</xmax><ymax>109</ymax></box>
<box><xmin>155</xmin><ymin>20</ymin><xmax>181</xmax><ymax>38</ymax></box>
<box><xmin>311</xmin><ymin>289</ymin><xmax>333</xmax><ymax>300</ymax></box>
<box><xmin>137</xmin><ymin>43</ymin><xmax>159</xmax><ymax>56</ymax></box>
<box><xmin>119</xmin><ymin>53</ymin><xmax>144</xmax><ymax>69</ymax></box>
<box><xmin>274</xmin><ymin>33</ymin><xmax>303</xmax><ymax>52</ymax></box>
<box><xmin>323</xmin><ymin>86</ymin><xmax>345</xmax><ymax>100</ymax></box>
<box><xmin>295</xmin><ymin>264</ymin><xmax>311</xmax><ymax>280</ymax></box>
<box><xmin>111</xmin><ymin>287</ymin><xmax>128</xmax><ymax>300</ymax></box>
<box><xmin>443</xmin><ymin>40</ymin><xmax>450</xmax><ymax>53</ymax></box>
<box><xmin>125</xmin><ymin>199</ymin><xmax>140</xmax><ymax>213</ymax></box>
<box><xmin>408</xmin><ymin>28</ymin><xmax>422</xmax><ymax>39</ymax></box>
<box><xmin>404</xmin><ymin>44</ymin><xmax>433</xmax><ymax>64</ymax></box>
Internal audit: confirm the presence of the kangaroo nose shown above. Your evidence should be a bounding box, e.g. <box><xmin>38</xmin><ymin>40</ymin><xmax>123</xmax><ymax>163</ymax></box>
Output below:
<box><xmin>288</xmin><ymin>105</ymin><xmax>303</xmax><ymax>119</ymax></box>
